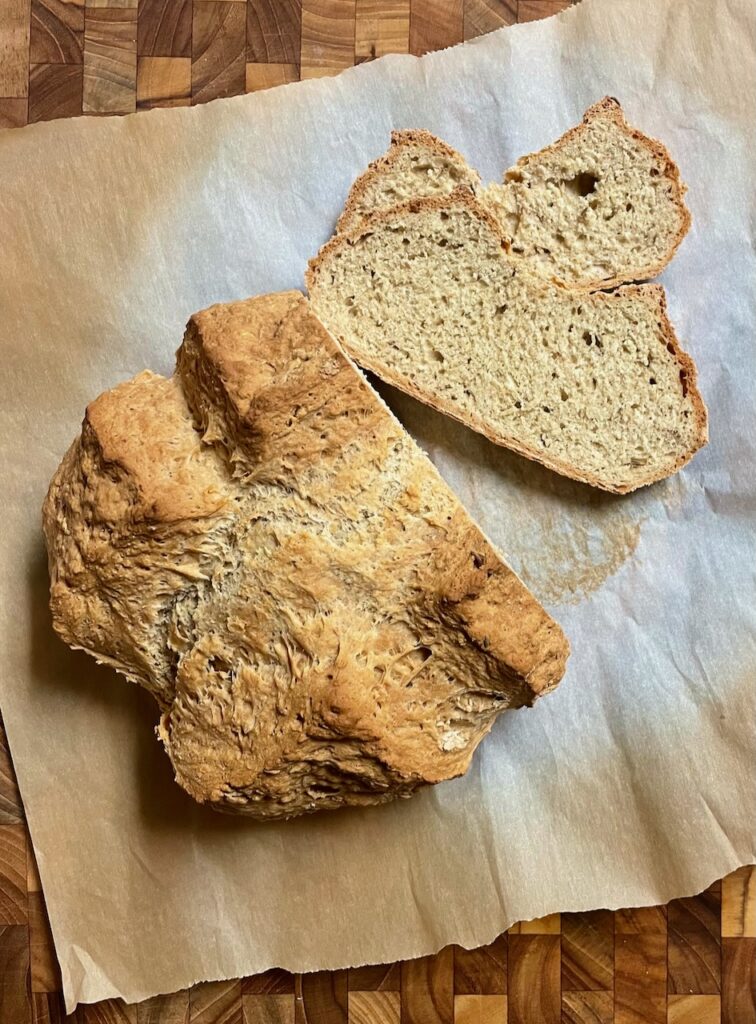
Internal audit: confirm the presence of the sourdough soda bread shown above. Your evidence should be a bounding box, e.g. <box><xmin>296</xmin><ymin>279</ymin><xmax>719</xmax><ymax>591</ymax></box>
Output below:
<box><xmin>307</xmin><ymin>190</ymin><xmax>707</xmax><ymax>494</ymax></box>
<box><xmin>336</xmin><ymin>99</ymin><xmax>691</xmax><ymax>292</ymax></box>
<box><xmin>43</xmin><ymin>292</ymin><xmax>569</xmax><ymax>820</ymax></box>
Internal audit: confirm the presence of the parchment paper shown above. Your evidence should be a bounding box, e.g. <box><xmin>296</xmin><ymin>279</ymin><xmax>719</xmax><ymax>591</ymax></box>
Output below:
<box><xmin>1</xmin><ymin>0</ymin><xmax>755</xmax><ymax>1010</ymax></box>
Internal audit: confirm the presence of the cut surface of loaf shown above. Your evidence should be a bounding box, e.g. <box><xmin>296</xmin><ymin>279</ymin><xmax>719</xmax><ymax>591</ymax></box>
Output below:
<box><xmin>336</xmin><ymin>129</ymin><xmax>480</xmax><ymax>235</ymax></box>
<box><xmin>336</xmin><ymin>100</ymin><xmax>690</xmax><ymax>291</ymax></box>
<box><xmin>482</xmin><ymin>98</ymin><xmax>691</xmax><ymax>290</ymax></box>
<box><xmin>307</xmin><ymin>193</ymin><xmax>707</xmax><ymax>493</ymax></box>
<box><xmin>43</xmin><ymin>291</ymin><xmax>569</xmax><ymax>820</ymax></box>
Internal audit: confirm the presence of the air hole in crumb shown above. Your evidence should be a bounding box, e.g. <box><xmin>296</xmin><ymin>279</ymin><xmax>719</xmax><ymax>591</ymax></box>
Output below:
<box><xmin>472</xmin><ymin>552</ymin><xmax>485</xmax><ymax>568</ymax></box>
<box><xmin>679</xmin><ymin>370</ymin><xmax>688</xmax><ymax>396</ymax></box>
<box><xmin>514</xmin><ymin>400</ymin><xmax>523</xmax><ymax>410</ymax></box>
<box><xmin>402</xmin><ymin>237</ymin><xmax>410</xmax><ymax>245</ymax></box>
<box><xmin>507</xmin><ymin>170</ymin><xmax>524</xmax><ymax>183</ymax></box>
<box><xmin>626</xmin><ymin>202</ymin><xmax>633</xmax><ymax>212</ymax></box>
<box><xmin>560</xmin><ymin>389</ymin><xmax>569</xmax><ymax>401</ymax></box>
<box><xmin>649</xmin><ymin>377</ymin><xmax>657</xmax><ymax>385</ymax></box>
<box><xmin>431</xmin><ymin>349</ymin><xmax>444</xmax><ymax>362</ymax></box>
<box><xmin>565</xmin><ymin>172</ymin><xmax>599</xmax><ymax>197</ymax></box>
<box><xmin>650</xmin><ymin>167</ymin><xmax>660</xmax><ymax>177</ymax></box>
<box><xmin>496</xmin><ymin>304</ymin><xmax>508</xmax><ymax>315</ymax></box>
<box><xmin>667</xmin><ymin>343</ymin><xmax>675</xmax><ymax>354</ymax></box>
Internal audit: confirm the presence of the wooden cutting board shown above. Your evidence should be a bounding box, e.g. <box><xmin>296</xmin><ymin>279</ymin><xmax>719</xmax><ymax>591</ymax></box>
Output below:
<box><xmin>0</xmin><ymin>2</ymin><xmax>755</xmax><ymax>1021</ymax></box>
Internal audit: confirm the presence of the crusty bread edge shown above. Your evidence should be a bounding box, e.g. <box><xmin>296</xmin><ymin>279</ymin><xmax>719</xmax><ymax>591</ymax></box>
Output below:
<box><xmin>335</xmin><ymin>129</ymin><xmax>481</xmax><ymax>236</ymax></box>
<box><xmin>503</xmin><ymin>97</ymin><xmax>693</xmax><ymax>293</ymax></box>
<box><xmin>306</xmin><ymin>189</ymin><xmax>708</xmax><ymax>495</ymax></box>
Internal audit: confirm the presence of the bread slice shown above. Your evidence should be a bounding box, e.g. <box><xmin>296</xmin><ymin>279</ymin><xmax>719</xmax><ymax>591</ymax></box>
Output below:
<box><xmin>335</xmin><ymin>100</ymin><xmax>690</xmax><ymax>292</ymax></box>
<box><xmin>482</xmin><ymin>98</ymin><xmax>691</xmax><ymax>291</ymax></box>
<box><xmin>43</xmin><ymin>291</ymin><xmax>568</xmax><ymax>820</ymax></box>
<box><xmin>307</xmin><ymin>191</ymin><xmax>707</xmax><ymax>494</ymax></box>
<box><xmin>336</xmin><ymin>129</ymin><xmax>480</xmax><ymax>235</ymax></box>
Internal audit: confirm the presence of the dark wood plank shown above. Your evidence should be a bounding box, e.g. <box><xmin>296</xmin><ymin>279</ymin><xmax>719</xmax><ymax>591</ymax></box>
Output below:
<box><xmin>295</xmin><ymin>972</ymin><xmax>348</xmax><ymax>1024</ymax></box>
<box><xmin>84</xmin><ymin>1001</ymin><xmax>138</xmax><ymax>1023</ymax></box>
<box><xmin>668</xmin><ymin>890</ymin><xmax>720</xmax><ymax>995</ymax></box>
<box><xmin>517</xmin><ymin>0</ymin><xmax>573</xmax><ymax>23</ymax></box>
<box><xmin>614</xmin><ymin>907</ymin><xmax>667</xmax><ymax>935</ymax></box>
<box><xmin>242</xmin><ymin>970</ymin><xmax>295</xmax><ymax>995</ymax></box>
<box><xmin>401</xmin><ymin>949</ymin><xmax>453</xmax><ymax>1024</ymax></box>
<box><xmin>246</xmin><ymin>0</ymin><xmax>300</xmax><ymax>64</ymax></box>
<box><xmin>614</xmin><ymin>935</ymin><xmax>666</xmax><ymax>1024</ymax></box>
<box><xmin>346</xmin><ymin>991</ymin><xmax>399</xmax><ymax>1024</ymax></box>
<box><xmin>561</xmin><ymin>990</ymin><xmax>613</xmax><ymax>1024</ymax></box>
<box><xmin>0</xmin><ymin>723</ymin><xmax>24</xmax><ymax>823</ymax></box>
<box><xmin>189</xmin><ymin>981</ymin><xmax>242</xmax><ymax>1024</ymax></box>
<box><xmin>83</xmin><ymin>8</ymin><xmax>137</xmax><ymax>113</ymax></box>
<box><xmin>347</xmin><ymin>963</ymin><xmax>401</xmax><ymax>992</ymax></box>
<box><xmin>137</xmin><ymin>0</ymin><xmax>190</xmax><ymax>56</ymax></box>
<box><xmin>463</xmin><ymin>0</ymin><xmax>515</xmax><ymax>40</ymax></box>
<box><xmin>722</xmin><ymin>937</ymin><xmax>756</xmax><ymax>1024</ymax></box>
<box><xmin>561</xmin><ymin>911</ymin><xmax>613</xmax><ymax>992</ymax></box>
<box><xmin>30</xmin><ymin>0</ymin><xmax>83</xmax><ymax>63</ymax></box>
<box><xmin>453</xmin><ymin>936</ymin><xmax>507</xmax><ymax>994</ymax></box>
<box><xmin>31</xmin><ymin>990</ymin><xmax>66</xmax><ymax>1024</ymax></box>
<box><xmin>29</xmin><ymin>62</ymin><xmax>82</xmax><ymax>121</ymax></box>
<box><xmin>0</xmin><ymin>0</ymin><xmax>31</xmax><ymax>96</ymax></box>
<box><xmin>0</xmin><ymin>824</ymin><xmax>26</xmax><ymax>924</ymax></box>
<box><xmin>137</xmin><ymin>990</ymin><xmax>190</xmax><ymax>1023</ymax></box>
<box><xmin>507</xmin><ymin>935</ymin><xmax>560</xmax><ymax>1024</ymax></box>
<box><xmin>243</xmin><ymin>994</ymin><xmax>295</xmax><ymax>1024</ymax></box>
<box><xmin>0</xmin><ymin>924</ymin><xmax>32</xmax><ymax>1024</ymax></box>
<box><xmin>409</xmin><ymin>0</ymin><xmax>462</xmax><ymax>55</ymax></box>
<box><xmin>191</xmin><ymin>2</ymin><xmax>245</xmax><ymax>104</ymax></box>
<box><xmin>29</xmin><ymin>890</ymin><xmax>61</xmax><ymax>993</ymax></box>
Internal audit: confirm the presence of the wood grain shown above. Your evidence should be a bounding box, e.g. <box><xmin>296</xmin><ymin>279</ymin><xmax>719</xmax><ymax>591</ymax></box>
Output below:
<box><xmin>30</xmin><ymin>0</ymin><xmax>83</xmax><ymax>64</ymax></box>
<box><xmin>191</xmin><ymin>1</ymin><xmax>245</xmax><ymax>103</ymax></box>
<box><xmin>137</xmin><ymin>0</ymin><xmax>191</xmax><ymax>56</ymax></box>
<box><xmin>355</xmin><ymin>0</ymin><xmax>408</xmax><ymax>60</ymax></box>
<box><xmin>722</xmin><ymin>864</ymin><xmax>756</xmax><ymax>937</ymax></box>
<box><xmin>243</xmin><ymin>993</ymin><xmax>295</xmax><ymax>1024</ymax></box>
<box><xmin>454</xmin><ymin>994</ymin><xmax>506</xmax><ymax>1024</ymax></box>
<box><xmin>667</xmin><ymin>994</ymin><xmax>721</xmax><ymax>1024</ymax></box>
<box><xmin>84</xmin><ymin>999</ymin><xmax>139</xmax><ymax>1023</ymax></box>
<box><xmin>300</xmin><ymin>0</ymin><xmax>354</xmax><ymax>79</ymax></box>
<box><xmin>190</xmin><ymin>980</ymin><xmax>243</xmax><ymax>1024</ymax></box>
<box><xmin>83</xmin><ymin>7</ymin><xmax>137</xmax><ymax>113</ymax></box>
<box><xmin>667</xmin><ymin>890</ymin><xmax>720</xmax><ymax>995</ymax></box>
<box><xmin>29</xmin><ymin>890</ymin><xmax>61</xmax><ymax>993</ymax></box>
<box><xmin>561</xmin><ymin>911</ymin><xmax>613</xmax><ymax>992</ymax></box>
<box><xmin>0</xmin><ymin>97</ymin><xmax>27</xmax><ymax>126</ymax></box>
<box><xmin>137</xmin><ymin>54</ymin><xmax>190</xmax><ymax>105</ymax></box>
<box><xmin>29</xmin><ymin>61</ymin><xmax>82</xmax><ymax>118</ymax></box>
<box><xmin>509</xmin><ymin>913</ymin><xmax>561</xmax><ymax>935</ymax></box>
<box><xmin>0</xmin><ymin>824</ymin><xmax>26</xmax><ymax>925</ymax></box>
<box><xmin>722</xmin><ymin>937</ymin><xmax>756</xmax><ymax>1024</ymax></box>
<box><xmin>518</xmin><ymin>0</ymin><xmax>572</xmax><ymax>23</ymax></box>
<box><xmin>347</xmin><ymin>964</ymin><xmax>401</xmax><ymax>992</ymax></box>
<box><xmin>507</xmin><ymin>935</ymin><xmax>560</xmax><ymax>1024</ymax></box>
<box><xmin>409</xmin><ymin>0</ymin><xmax>461</xmax><ymax>55</ymax></box>
<box><xmin>347</xmin><ymin>991</ymin><xmax>399</xmax><ymax>1024</ymax></box>
<box><xmin>401</xmin><ymin>948</ymin><xmax>454</xmax><ymax>1024</ymax></box>
<box><xmin>453</xmin><ymin>936</ymin><xmax>507</xmax><ymax>994</ymax></box>
<box><xmin>296</xmin><ymin>971</ymin><xmax>348</xmax><ymax>1024</ymax></box>
<box><xmin>463</xmin><ymin>0</ymin><xmax>515</xmax><ymax>40</ymax></box>
<box><xmin>0</xmin><ymin>924</ymin><xmax>32</xmax><ymax>1024</ymax></box>
<box><xmin>245</xmin><ymin>61</ymin><xmax>297</xmax><ymax>92</ymax></box>
<box><xmin>246</xmin><ymin>0</ymin><xmax>300</xmax><ymax>63</ymax></box>
<box><xmin>615</xmin><ymin>934</ymin><xmax>667</xmax><ymax>1024</ymax></box>
<box><xmin>0</xmin><ymin>725</ymin><xmax>24</xmax><ymax>824</ymax></box>
<box><xmin>561</xmin><ymin>990</ymin><xmax>613</xmax><ymax>1024</ymax></box>
<box><xmin>0</xmin><ymin>0</ymin><xmax>31</xmax><ymax>95</ymax></box>
<box><xmin>137</xmin><ymin>991</ymin><xmax>190</xmax><ymax>1024</ymax></box>
<box><xmin>243</xmin><ymin>970</ymin><xmax>296</xmax><ymax>995</ymax></box>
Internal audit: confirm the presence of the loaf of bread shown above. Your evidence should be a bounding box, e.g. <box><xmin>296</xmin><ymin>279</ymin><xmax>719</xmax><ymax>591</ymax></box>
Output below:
<box><xmin>335</xmin><ymin>100</ymin><xmax>690</xmax><ymax>292</ymax></box>
<box><xmin>307</xmin><ymin>190</ymin><xmax>707</xmax><ymax>493</ymax></box>
<box><xmin>43</xmin><ymin>291</ymin><xmax>569</xmax><ymax>819</ymax></box>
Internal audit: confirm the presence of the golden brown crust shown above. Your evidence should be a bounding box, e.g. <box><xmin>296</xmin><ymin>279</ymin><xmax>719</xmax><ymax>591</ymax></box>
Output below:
<box><xmin>43</xmin><ymin>291</ymin><xmax>569</xmax><ymax>819</ymax></box>
<box><xmin>335</xmin><ymin>129</ymin><xmax>481</xmax><ymax>235</ymax></box>
<box><xmin>502</xmin><ymin>97</ymin><xmax>692</xmax><ymax>292</ymax></box>
<box><xmin>306</xmin><ymin>190</ymin><xmax>708</xmax><ymax>494</ymax></box>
